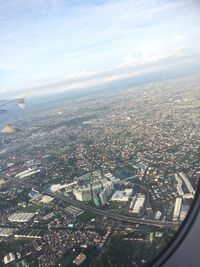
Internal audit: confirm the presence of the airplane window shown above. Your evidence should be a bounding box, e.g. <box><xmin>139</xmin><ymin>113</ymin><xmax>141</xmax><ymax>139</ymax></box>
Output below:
<box><xmin>0</xmin><ymin>1</ymin><xmax>199</xmax><ymax>267</ymax></box>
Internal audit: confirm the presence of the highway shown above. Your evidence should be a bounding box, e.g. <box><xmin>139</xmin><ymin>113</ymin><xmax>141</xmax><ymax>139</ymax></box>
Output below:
<box><xmin>16</xmin><ymin>180</ymin><xmax>181</xmax><ymax>229</ymax></box>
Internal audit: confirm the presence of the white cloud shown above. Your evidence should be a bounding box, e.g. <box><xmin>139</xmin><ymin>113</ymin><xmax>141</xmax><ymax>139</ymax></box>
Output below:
<box><xmin>1</xmin><ymin>0</ymin><xmax>200</xmax><ymax>97</ymax></box>
<box><xmin>175</xmin><ymin>34</ymin><xmax>185</xmax><ymax>41</ymax></box>
<box><xmin>63</xmin><ymin>70</ymin><xmax>97</xmax><ymax>80</ymax></box>
<box><xmin>0</xmin><ymin>88</ymin><xmax>6</xmax><ymax>92</ymax></box>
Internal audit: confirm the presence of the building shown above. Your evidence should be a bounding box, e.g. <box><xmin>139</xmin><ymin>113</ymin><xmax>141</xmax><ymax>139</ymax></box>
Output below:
<box><xmin>73</xmin><ymin>253</ymin><xmax>86</xmax><ymax>266</ymax></box>
<box><xmin>92</xmin><ymin>182</ymin><xmax>103</xmax><ymax>195</ymax></box>
<box><xmin>180</xmin><ymin>205</ymin><xmax>189</xmax><ymax>222</ymax></box>
<box><xmin>4</xmin><ymin>253</ymin><xmax>15</xmax><ymax>265</ymax></box>
<box><xmin>173</xmin><ymin>197</ymin><xmax>182</xmax><ymax>221</ymax></box>
<box><xmin>43</xmin><ymin>212</ymin><xmax>55</xmax><ymax>220</ymax></box>
<box><xmin>175</xmin><ymin>173</ymin><xmax>195</xmax><ymax>198</ymax></box>
<box><xmin>104</xmin><ymin>173</ymin><xmax>120</xmax><ymax>184</ymax></box>
<box><xmin>154</xmin><ymin>211</ymin><xmax>162</xmax><ymax>221</ymax></box>
<box><xmin>0</xmin><ymin>179</ymin><xmax>5</xmax><ymax>188</ymax></box>
<box><xmin>73</xmin><ymin>187</ymin><xmax>92</xmax><ymax>202</ymax></box>
<box><xmin>38</xmin><ymin>195</ymin><xmax>54</xmax><ymax>204</ymax></box>
<box><xmin>130</xmin><ymin>194</ymin><xmax>145</xmax><ymax>215</ymax></box>
<box><xmin>175</xmin><ymin>174</ymin><xmax>184</xmax><ymax>196</ymax></box>
<box><xmin>178</xmin><ymin>172</ymin><xmax>195</xmax><ymax>195</ymax></box>
<box><xmin>28</xmin><ymin>190</ymin><xmax>40</xmax><ymax>198</ymax></box>
<box><xmin>0</xmin><ymin>228</ymin><xmax>14</xmax><ymax>237</ymax></box>
<box><xmin>182</xmin><ymin>193</ymin><xmax>194</xmax><ymax>199</ymax></box>
<box><xmin>24</xmin><ymin>159</ymin><xmax>35</xmax><ymax>166</ymax></box>
<box><xmin>15</xmin><ymin>169</ymin><xmax>31</xmax><ymax>178</ymax></box>
<box><xmin>8</xmin><ymin>212</ymin><xmax>35</xmax><ymax>223</ymax></box>
<box><xmin>73</xmin><ymin>175</ymin><xmax>114</xmax><ymax>205</ymax></box>
<box><xmin>15</xmin><ymin>168</ymin><xmax>41</xmax><ymax>179</ymax></box>
<box><xmin>50</xmin><ymin>181</ymin><xmax>77</xmax><ymax>192</ymax></box>
<box><xmin>111</xmin><ymin>189</ymin><xmax>133</xmax><ymax>202</ymax></box>
<box><xmin>101</xmin><ymin>179</ymin><xmax>114</xmax><ymax>196</ymax></box>
<box><xmin>93</xmin><ymin>193</ymin><xmax>101</xmax><ymax>206</ymax></box>
<box><xmin>99</xmin><ymin>189</ymin><xmax>107</xmax><ymax>205</ymax></box>
<box><xmin>14</xmin><ymin>229</ymin><xmax>45</xmax><ymax>239</ymax></box>
<box><xmin>66</xmin><ymin>206</ymin><xmax>83</xmax><ymax>216</ymax></box>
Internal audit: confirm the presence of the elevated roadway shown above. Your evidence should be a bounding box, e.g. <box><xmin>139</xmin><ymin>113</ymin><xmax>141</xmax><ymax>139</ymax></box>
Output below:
<box><xmin>16</xmin><ymin>180</ymin><xmax>180</xmax><ymax>229</ymax></box>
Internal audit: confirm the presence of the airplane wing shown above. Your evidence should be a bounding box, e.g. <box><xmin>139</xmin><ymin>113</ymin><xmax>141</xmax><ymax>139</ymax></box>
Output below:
<box><xmin>0</xmin><ymin>97</ymin><xmax>25</xmax><ymax>109</ymax></box>
<box><xmin>0</xmin><ymin>97</ymin><xmax>26</xmax><ymax>133</ymax></box>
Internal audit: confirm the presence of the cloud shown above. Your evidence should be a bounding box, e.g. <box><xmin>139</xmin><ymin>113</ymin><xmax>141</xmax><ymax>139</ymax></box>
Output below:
<box><xmin>1</xmin><ymin>0</ymin><xmax>200</xmax><ymax>97</ymax></box>
<box><xmin>0</xmin><ymin>88</ymin><xmax>6</xmax><ymax>94</ymax></box>
<box><xmin>175</xmin><ymin>34</ymin><xmax>185</xmax><ymax>41</ymax></box>
<box><xmin>63</xmin><ymin>71</ymin><xmax>97</xmax><ymax>81</ymax></box>
<box><xmin>18</xmin><ymin>50</ymin><xmax>200</xmax><ymax>98</ymax></box>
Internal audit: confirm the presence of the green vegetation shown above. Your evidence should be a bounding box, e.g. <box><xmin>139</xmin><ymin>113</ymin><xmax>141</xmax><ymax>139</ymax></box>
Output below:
<box><xmin>13</xmin><ymin>190</ymin><xmax>30</xmax><ymax>203</ymax></box>
<box><xmin>0</xmin><ymin>240</ymin><xmax>26</xmax><ymax>259</ymax></box>
<box><xmin>56</xmin><ymin>252</ymin><xmax>74</xmax><ymax>267</ymax></box>
<box><xmin>0</xmin><ymin>190</ymin><xmax>30</xmax><ymax>211</ymax></box>
<box><xmin>77</xmin><ymin>211</ymin><xmax>96</xmax><ymax>223</ymax></box>
<box><xmin>19</xmin><ymin>203</ymin><xmax>44</xmax><ymax>213</ymax></box>
<box><xmin>106</xmin><ymin>201</ymin><xmax>123</xmax><ymax>210</ymax></box>
<box><xmin>16</xmin><ymin>255</ymin><xmax>38</xmax><ymax>267</ymax></box>
<box><xmin>96</xmin><ymin>230</ymin><xmax>175</xmax><ymax>267</ymax></box>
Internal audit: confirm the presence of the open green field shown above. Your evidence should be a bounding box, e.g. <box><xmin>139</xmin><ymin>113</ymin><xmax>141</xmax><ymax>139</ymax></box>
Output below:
<box><xmin>106</xmin><ymin>201</ymin><xmax>123</xmax><ymax>210</ymax></box>
<box><xmin>77</xmin><ymin>211</ymin><xmax>96</xmax><ymax>223</ymax></box>
<box><xmin>19</xmin><ymin>203</ymin><xmax>44</xmax><ymax>213</ymax></box>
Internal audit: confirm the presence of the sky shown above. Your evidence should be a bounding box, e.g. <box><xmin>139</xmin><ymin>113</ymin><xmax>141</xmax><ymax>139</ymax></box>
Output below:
<box><xmin>0</xmin><ymin>0</ymin><xmax>200</xmax><ymax>98</ymax></box>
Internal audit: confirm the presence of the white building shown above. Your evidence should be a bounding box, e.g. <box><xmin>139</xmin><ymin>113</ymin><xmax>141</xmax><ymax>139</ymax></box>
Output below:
<box><xmin>175</xmin><ymin>173</ymin><xmax>195</xmax><ymax>198</ymax></box>
<box><xmin>73</xmin><ymin>253</ymin><xmax>86</xmax><ymax>266</ymax></box>
<box><xmin>182</xmin><ymin>193</ymin><xmax>194</xmax><ymax>199</ymax></box>
<box><xmin>175</xmin><ymin>174</ymin><xmax>184</xmax><ymax>196</ymax></box>
<box><xmin>0</xmin><ymin>228</ymin><xmax>14</xmax><ymax>237</ymax></box>
<box><xmin>73</xmin><ymin>187</ymin><xmax>92</xmax><ymax>202</ymax></box>
<box><xmin>73</xmin><ymin>178</ymin><xmax>113</xmax><ymax>205</ymax></box>
<box><xmin>173</xmin><ymin>198</ymin><xmax>182</xmax><ymax>221</ymax></box>
<box><xmin>154</xmin><ymin>211</ymin><xmax>162</xmax><ymax>221</ymax></box>
<box><xmin>99</xmin><ymin>189</ymin><xmax>107</xmax><ymax>205</ymax></box>
<box><xmin>130</xmin><ymin>194</ymin><xmax>145</xmax><ymax>214</ymax></box>
<box><xmin>178</xmin><ymin>172</ymin><xmax>195</xmax><ymax>195</ymax></box>
<box><xmin>101</xmin><ymin>179</ymin><xmax>114</xmax><ymax>197</ymax></box>
<box><xmin>4</xmin><ymin>253</ymin><xmax>15</xmax><ymax>265</ymax></box>
<box><xmin>50</xmin><ymin>181</ymin><xmax>77</xmax><ymax>192</ymax></box>
<box><xmin>15</xmin><ymin>169</ymin><xmax>40</xmax><ymax>179</ymax></box>
<box><xmin>8</xmin><ymin>212</ymin><xmax>35</xmax><ymax>223</ymax></box>
<box><xmin>111</xmin><ymin>189</ymin><xmax>133</xmax><ymax>202</ymax></box>
<box><xmin>39</xmin><ymin>195</ymin><xmax>54</xmax><ymax>204</ymax></box>
<box><xmin>180</xmin><ymin>205</ymin><xmax>189</xmax><ymax>222</ymax></box>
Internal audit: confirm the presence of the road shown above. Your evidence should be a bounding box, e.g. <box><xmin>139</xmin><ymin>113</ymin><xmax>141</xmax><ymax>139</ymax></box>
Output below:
<box><xmin>16</xmin><ymin>180</ymin><xmax>180</xmax><ymax>229</ymax></box>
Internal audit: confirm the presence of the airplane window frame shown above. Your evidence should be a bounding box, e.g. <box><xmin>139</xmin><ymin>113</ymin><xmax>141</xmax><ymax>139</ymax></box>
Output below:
<box><xmin>150</xmin><ymin>181</ymin><xmax>200</xmax><ymax>267</ymax></box>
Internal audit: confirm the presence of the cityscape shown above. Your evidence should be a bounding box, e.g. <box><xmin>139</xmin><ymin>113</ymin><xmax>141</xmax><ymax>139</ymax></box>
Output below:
<box><xmin>0</xmin><ymin>74</ymin><xmax>199</xmax><ymax>267</ymax></box>
<box><xmin>1</xmin><ymin>0</ymin><xmax>200</xmax><ymax>266</ymax></box>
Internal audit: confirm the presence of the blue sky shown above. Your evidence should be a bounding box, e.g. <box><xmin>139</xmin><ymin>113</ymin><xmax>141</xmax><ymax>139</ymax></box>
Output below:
<box><xmin>0</xmin><ymin>0</ymin><xmax>200</xmax><ymax>98</ymax></box>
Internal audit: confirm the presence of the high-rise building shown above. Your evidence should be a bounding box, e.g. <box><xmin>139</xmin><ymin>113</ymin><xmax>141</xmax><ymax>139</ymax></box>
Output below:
<box><xmin>99</xmin><ymin>189</ymin><xmax>107</xmax><ymax>205</ymax></box>
<box><xmin>73</xmin><ymin>175</ymin><xmax>114</xmax><ymax>205</ymax></box>
<box><xmin>73</xmin><ymin>187</ymin><xmax>92</xmax><ymax>202</ymax></box>
<box><xmin>173</xmin><ymin>197</ymin><xmax>182</xmax><ymax>221</ymax></box>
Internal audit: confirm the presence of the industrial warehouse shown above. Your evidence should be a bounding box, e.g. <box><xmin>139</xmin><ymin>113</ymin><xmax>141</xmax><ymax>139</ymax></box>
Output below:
<box><xmin>8</xmin><ymin>212</ymin><xmax>35</xmax><ymax>223</ymax></box>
